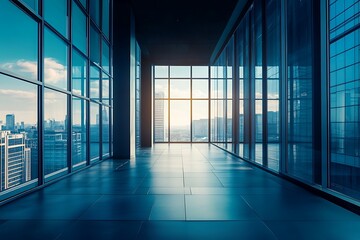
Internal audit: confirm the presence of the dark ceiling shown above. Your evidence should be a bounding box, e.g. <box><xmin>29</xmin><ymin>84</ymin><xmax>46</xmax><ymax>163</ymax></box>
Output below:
<box><xmin>130</xmin><ymin>0</ymin><xmax>239</xmax><ymax>65</ymax></box>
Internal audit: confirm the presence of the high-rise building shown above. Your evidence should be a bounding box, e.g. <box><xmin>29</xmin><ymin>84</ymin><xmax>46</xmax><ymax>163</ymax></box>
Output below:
<box><xmin>154</xmin><ymin>92</ymin><xmax>165</xmax><ymax>141</ymax></box>
<box><xmin>5</xmin><ymin>114</ymin><xmax>15</xmax><ymax>132</ymax></box>
<box><xmin>0</xmin><ymin>131</ymin><xmax>31</xmax><ymax>191</ymax></box>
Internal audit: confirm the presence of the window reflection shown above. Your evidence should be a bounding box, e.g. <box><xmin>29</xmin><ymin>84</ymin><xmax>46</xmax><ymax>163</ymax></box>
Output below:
<box><xmin>44</xmin><ymin>89</ymin><xmax>68</xmax><ymax>178</ymax></box>
<box><xmin>102</xmin><ymin>72</ymin><xmax>110</xmax><ymax>104</ymax></box>
<box><xmin>72</xmin><ymin>97</ymin><xmax>87</xmax><ymax>167</ymax></box>
<box><xmin>0</xmin><ymin>74</ymin><xmax>38</xmax><ymax>192</ymax></box>
<box><xmin>44</xmin><ymin>0</ymin><xmax>68</xmax><ymax>38</ymax></box>
<box><xmin>44</xmin><ymin>28</ymin><xmax>68</xmax><ymax>90</ymax></box>
<box><xmin>0</xmin><ymin>1</ymin><xmax>38</xmax><ymax>81</ymax></box>
<box><xmin>102</xmin><ymin>39</ymin><xmax>110</xmax><ymax>73</ymax></box>
<box><xmin>102</xmin><ymin>106</ymin><xmax>110</xmax><ymax>156</ymax></box>
<box><xmin>90</xmin><ymin>103</ymin><xmax>100</xmax><ymax>160</ymax></box>
<box><xmin>102</xmin><ymin>0</ymin><xmax>110</xmax><ymax>38</ymax></box>
<box><xmin>72</xmin><ymin>49</ymin><xmax>87</xmax><ymax>96</ymax></box>
<box><xmin>72</xmin><ymin>1</ymin><xmax>87</xmax><ymax>54</ymax></box>
<box><xmin>90</xmin><ymin>25</ymin><xmax>100</xmax><ymax>65</ymax></box>
<box><xmin>170</xmin><ymin>100</ymin><xmax>190</xmax><ymax>142</ymax></box>
<box><xmin>90</xmin><ymin>66</ymin><xmax>100</xmax><ymax>100</ymax></box>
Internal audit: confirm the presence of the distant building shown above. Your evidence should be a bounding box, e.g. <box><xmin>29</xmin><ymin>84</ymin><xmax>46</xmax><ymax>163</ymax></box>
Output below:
<box><xmin>0</xmin><ymin>131</ymin><xmax>31</xmax><ymax>191</ymax></box>
<box><xmin>6</xmin><ymin>114</ymin><xmax>15</xmax><ymax>131</ymax></box>
<box><xmin>154</xmin><ymin>92</ymin><xmax>165</xmax><ymax>141</ymax></box>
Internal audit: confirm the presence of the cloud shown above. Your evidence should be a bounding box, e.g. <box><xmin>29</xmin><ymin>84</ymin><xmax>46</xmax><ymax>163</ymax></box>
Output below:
<box><xmin>0</xmin><ymin>89</ymin><xmax>36</xmax><ymax>99</ymax></box>
<box><xmin>1</xmin><ymin>59</ymin><xmax>37</xmax><ymax>79</ymax></box>
<box><xmin>44</xmin><ymin>58</ymin><xmax>67</xmax><ymax>84</ymax></box>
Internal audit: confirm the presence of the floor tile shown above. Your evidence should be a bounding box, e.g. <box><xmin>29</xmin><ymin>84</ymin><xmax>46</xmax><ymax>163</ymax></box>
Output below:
<box><xmin>137</xmin><ymin>221</ymin><xmax>277</xmax><ymax>240</ymax></box>
<box><xmin>185</xmin><ymin>195</ymin><xmax>259</xmax><ymax>220</ymax></box>
<box><xmin>58</xmin><ymin>220</ymin><xmax>142</xmax><ymax>240</ymax></box>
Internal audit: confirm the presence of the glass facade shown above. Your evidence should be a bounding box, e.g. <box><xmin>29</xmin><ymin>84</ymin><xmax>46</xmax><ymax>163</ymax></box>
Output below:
<box><xmin>329</xmin><ymin>0</ymin><xmax>360</xmax><ymax>200</ymax></box>
<box><xmin>209</xmin><ymin>0</ymin><xmax>360</xmax><ymax>205</ymax></box>
<box><xmin>153</xmin><ymin>66</ymin><xmax>209</xmax><ymax>142</ymax></box>
<box><xmin>0</xmin><ymin>0</ymin><xmax>112</xmax><ymax>199</ymax></box>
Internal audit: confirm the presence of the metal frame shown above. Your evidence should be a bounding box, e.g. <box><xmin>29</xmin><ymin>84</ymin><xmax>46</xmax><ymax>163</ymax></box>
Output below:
<box><xmin>0</xmin><ymin>0</ymin><xmax>113</xmax><ymax>202</ymax></box>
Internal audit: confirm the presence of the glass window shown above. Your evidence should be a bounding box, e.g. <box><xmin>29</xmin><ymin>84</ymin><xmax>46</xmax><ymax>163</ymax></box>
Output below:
<box><xmin>0</xmin><ymin>1</ymin><xmax>38</xmax><ymax>81</ymax></box>
<box><xmin>90</xmin><ymin>25</ymin><xmax>100</xmax><ymax>65</ymax></box>
<box><xmin>155</xmin><ymin>79</ymin><xmax>168</xmax><ymax>98</ymax></box>
<box><xmin>44</xmin><ymin>0</ymin><xmax>68</xmax><ymax>37</ymax></box>
<box><xmin>90</xmin><ymin>65</ymin><xmax>100</xmax><ymax>100</ymax></box>
<box><xmin>90</xmin><ymin>102</ymin><xmax>100</xmax><ymax>161</ymax></box>
<box><xmin>170</xmin><ymin>79</ymin><xmax>190</xmax><ymax>98</ymax></box>
<box><xmin>102</xmin><ymin>106</ymin><xmax>110</xmax><ymax>156</ymax></box>
<box><xmin>170</xmin><ymin>66</ymin><xmax>191</xmax><ymax>78</ymax></box>
<box><xmin>44</xmin><ymin>89</ymin><xmax>68</xmax><ymax>179</ymax></box>
<box><xmin>170</xmin><ymin>100</ymin><xmax>190</xmax><ymax>142</ymax></box>
<box><xmin>287</xmin><ymin>0</ymin><xmax>315</xmax><ymax>183</ymax></box>
<box><xmin>44</xmin><ymin>28</ymin><xmax>68</xmax><ymax>90</ymax></box>
<box><xmin>102</xmin><ymin>39</ymin><xmax>110</xmax><ymax>73</ymax></box>
<box><xmin>192</xmin><ymin>66</ymin><xmax>209</xmax><ymax>78</ymax></box>
<box><xmin>90</xmin><ymin>0</ymin><xmax>100</xmax><ymax>26</ymax></box>
<box><xmin>192</xmin><ymin>100</ymin><xmax>208</xmax><ymax>142</ymax></box>
<box><xmin>72</xmin><ymin>1</ymin><xmax>87</xmax><ymax>54</ymax></box>
<box><xmin>72</xmin><ymin>49</ymin><xmax>87</xmax><ymax>96</ymax></box>
<box><xmin>154</xmin><ymin>100</ymin><xmax>168</xmax><ymax>142</ymax></box>
<box><xmin>102</xmin><ymin>72</ymin><xmax>110</xmax><ymax>104</ymax></box>
<box><xmin>0</xmin><ymin>75</ymin><xmax>38</xmax><ymax>192</ymax></box>
<box><xmin>102</xmin><ymin>0</ymin><xmax>110</xmax><ymax>38</ymax></box>
<box><xmin>329</xmin><ymin>0</ymin><xmax>360</xmax><ymax>199</ymax></box>
<box><xmin>192</xmin><ymin>80</ymin><xmax>209</xmax><ymax>98</ymax></box>
<box><xmin>20</xmin><ymin>0</ymin><xmax>38</xmax><ymax>13</ymax></box>
<box><xmin>72</xmin><ymin>97</ymin><xmax>86</xmax><ymax>167</ymax></box>
<box><xmin>155</xmin><ymin>66</ymin><xmax>168</xmax><ymax>78</ymax></box>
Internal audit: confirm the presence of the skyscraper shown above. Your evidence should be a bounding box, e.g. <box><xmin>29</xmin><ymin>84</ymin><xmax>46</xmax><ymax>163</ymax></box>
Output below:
<box><xmin>154</xmin><ymin>92</ymin><xmax>165</xmax><ymax>141</ymax></box>
<box><xmin>0</xmin><ymin>131</ymin><xmax>31</xmax><ymax>191</ymax></box>
<box><xmin>6</xmin><ymin>114</ymin><xmax>15</xmax><ymax>132</ymax></box>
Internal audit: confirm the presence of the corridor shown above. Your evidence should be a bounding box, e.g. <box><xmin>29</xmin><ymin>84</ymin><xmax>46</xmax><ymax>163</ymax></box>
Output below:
<box><xmin>0</xmin><ymin>144</ymin><xmax>359</xmax><ymax>239</ymax></box>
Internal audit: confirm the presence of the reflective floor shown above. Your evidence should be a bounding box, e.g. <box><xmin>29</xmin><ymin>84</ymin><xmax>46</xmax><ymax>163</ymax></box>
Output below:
<box><xmin>0</xmin><ymin>144</ymin><xmax>360</xmax><ymax>239</ymax></box>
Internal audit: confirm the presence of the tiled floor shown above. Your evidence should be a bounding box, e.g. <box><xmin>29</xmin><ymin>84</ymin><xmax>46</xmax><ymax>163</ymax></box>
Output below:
<box><xmin>0</xmin><ymin>144</ymin><xmax>360</xmax><ymax>239</ymax></box>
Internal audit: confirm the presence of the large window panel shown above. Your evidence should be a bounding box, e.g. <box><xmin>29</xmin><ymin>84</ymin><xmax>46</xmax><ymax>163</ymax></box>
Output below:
<box><xmin>192</xmin><ymin>80</ymin><xmax>209</xmax><ymax>98</ymax></box>
<box><xmin>102</xmin><ymin>106</ymin><xmax>110</xmax><ymax>156</ymax></box>
<box><xmin>170</xmin><ymin>66</ymin><xmax>191</xmax><ymax>78</ymax></box>
<box><xmin>329</xmin><ymin>0</ymin><xmax>360</xmax><ymax>199</ymax></box>
<box><xmin>90</xmin><ymin>65</ymin><xmax>100</xmax><ymax>101</ymax></box>
<box><xmin>155</xmin><ymin>79</ymin><xmax>168</xmax><ymax>98</ymax></box>
<box><xmin>72</xmin><ymin>1</ymin><xmax>87</xmax><ymax>54</ymax></box>
<box><xmin>154</xmin><ymin>100</ymin><xmax>168</xmax><ymax>142</ymax></box>
<box><xmin>44</xmin><ymin>89</ymin><xmax>68</xmax><ymax>178</ymax></box>
<box><xmin>170</xmin><ymin>100</ymin><xmax>190</xmax><ymax>142</ymax></box>
<box><xmin>44</xmin><ymin>28</ymin><xmax>68</xmax><ymax>90</ymax></box>
<box><xmin>44</xmin><ymin>0</ymin><xmax>68</xmax><ymax>38</ymax></box>
<box><xmin>90</xmin><ymin>102</ymin><xmax>100</xmax><ymax>161</ymax></box>
<box><xmin>72</xmin><ymin>97</ymin><xmax>87</xmax><ymax>167</ymax></box>
<box><xmin>0</xmin><ymin>75</ymin><xmax>38</xmax><ymax>192</ymax></box>
<box><xmin>72</xmin><ymin>49</ymin><xmax>87</xmax><ymax>96</ymax></box>
<box><xmin>170</xmin><ymin>79</ymin><xmax>190</xmax><ymax>99</ymax></box>
<box><xmin>192</xmin><ymin>100</ymin><xmax>209</xmax><ymax>142</ymax></box>
<box><xmin>102</xmin><ymin>0</ymin><xmax>110</xmax><ymax>38</ymax></box>
<box><xmin>90</xmin><ymin>0</ymin><xmax>100</xmax><ymax>26</ymax></box>
<box><xmin>102</xmin><ymin>39</ymin><xmax>110</xmax><ymax>73</ymax></box>
<box><xmin>90</xmin><ymin>25</ymin><xmax>100</xmax><ymax>65</ymax></box>
<box><xmin>102</xmin><ymin>72</ymin><xmax>110</xmax><ymax>104</ymax></box>
<box><xmin>0</xmin><ymin>1</ymin><xmax>38</xmax><ymax>81</ymax></box>
<box><xmin>287</xmin><ymin>0</ymin><xmax>315</xmax><ymax>183</ymax></box>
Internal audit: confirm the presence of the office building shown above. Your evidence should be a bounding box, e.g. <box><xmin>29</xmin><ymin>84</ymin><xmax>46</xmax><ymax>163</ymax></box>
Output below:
<box><xmin>0</xmin><ymin>0</ymin><xmax>359</xmax><ymax>239</ymax></box>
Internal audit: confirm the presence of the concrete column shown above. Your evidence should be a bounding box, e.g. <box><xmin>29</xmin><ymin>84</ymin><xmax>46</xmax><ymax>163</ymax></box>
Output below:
<box><xmin>113</xmin><ymin>1</ymin><xmax>136</xmax><ymax>159</ymax></box>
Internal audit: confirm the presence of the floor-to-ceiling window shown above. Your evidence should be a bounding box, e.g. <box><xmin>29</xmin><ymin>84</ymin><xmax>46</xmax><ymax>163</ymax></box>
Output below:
<box><xmin>0</xmin><ymin>0</ymin><xmax>113</xmax><ymax>200</ymax></box>
<box><xmin>153</xmin><ymin>66</ymin><xmax>209</xmax><ymax>143</ymax></box>
<box><xmin>329</xmin><ymin>0</ymin><xmax>360</xmax><ymax>200</ymax></box>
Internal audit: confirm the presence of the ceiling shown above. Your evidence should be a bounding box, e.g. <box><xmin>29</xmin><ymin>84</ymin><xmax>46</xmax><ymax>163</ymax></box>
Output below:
<box><xmin>130</xmin><ymin>0</ymin><xmax>239</xmax><ymax>65</ymax></box>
